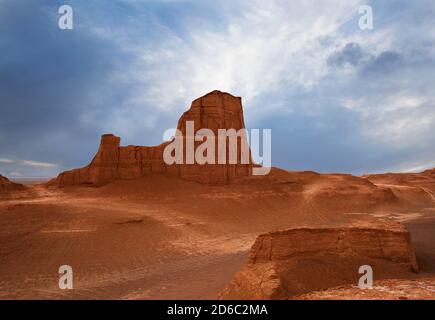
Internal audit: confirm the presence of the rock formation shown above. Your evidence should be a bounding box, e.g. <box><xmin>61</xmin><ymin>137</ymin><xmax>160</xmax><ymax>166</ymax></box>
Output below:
<box><xmin>0</xmin><ymin>174</ymin><xmax>25</xmax><ymax>192</ymax></box>
<box><xmin>365</xmin><ymin>169</ymin><xmax>435</xmax><ymax>190</ymax></box>
<box><xmin>364</xmin><ymin>169</ymin><xmax>435</xmax><ymax>209</ymax></box>
<box><xmin>219</xmin><ymin>220</ymin><xmax>419</xmax><ymax>300</ymax></box>
<box><xmin>50</xmin><ymin>91</ymin><xmax>253</xmax><ymax>186</ymax></box>
<box><xmin>0</xmin><ymin>174</ymin><xmax>10</xmax><ymax>185</ymax></box>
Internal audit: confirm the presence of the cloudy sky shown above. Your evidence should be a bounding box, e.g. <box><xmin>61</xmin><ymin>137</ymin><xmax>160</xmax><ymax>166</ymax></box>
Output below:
<box><xmin>1</xmin><ymin>0</ymin><xmax>435</xmax><ymax>178</ymax></box>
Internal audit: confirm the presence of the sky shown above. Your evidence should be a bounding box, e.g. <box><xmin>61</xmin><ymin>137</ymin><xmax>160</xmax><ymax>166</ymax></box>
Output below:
<box><xmin>1</xmin><ymin>0</ymin><xmax>435</xmax><ymax>178</ymax></box>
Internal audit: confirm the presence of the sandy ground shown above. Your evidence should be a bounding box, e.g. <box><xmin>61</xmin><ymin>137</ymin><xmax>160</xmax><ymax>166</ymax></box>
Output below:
<box><xmin>0</xmin><ymin>169</ymin><xmax>434</xmax><ymax>299</ymax></box>
<box><xmin>293</xmin><ymin>277</ymin><xmax>435</xmax><ymax>300</ymax></box>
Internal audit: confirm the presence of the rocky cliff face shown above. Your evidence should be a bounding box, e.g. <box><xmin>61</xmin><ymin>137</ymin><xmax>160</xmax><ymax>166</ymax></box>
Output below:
<box><xmin>220</xmin><ymin>220</ymin><xmax>419</xmax><ymax>300</ymax></box>
<box><xmin>0</xmin><ymin>175</ymin><xmax>9</xmax><ymax>185</ymax></box>
<box><xmin>0</xmin><ymin>174</ymin><xmax>25</xmax><ymax>193</ymax></box>
<box><xmin>49</xmin><ymin>91</ymin><xmax>253</xmax><ymax>186</ymax></box>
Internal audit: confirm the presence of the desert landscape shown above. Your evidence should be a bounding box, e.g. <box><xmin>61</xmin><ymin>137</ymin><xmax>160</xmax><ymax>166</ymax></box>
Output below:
<box><xmin>0</xmin><ymin>91</ymin><xmax>434</xmax><ymax>300</ymax></box>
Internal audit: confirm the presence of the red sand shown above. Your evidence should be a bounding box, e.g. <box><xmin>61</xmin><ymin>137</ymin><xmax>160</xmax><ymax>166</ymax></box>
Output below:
<box><xmin>1</xmin><ymin>92</ymin><xmax>434</xmax><ymax>299</ymax></box>
<box><xmin>1</xmin><ymin>168</ymin><xmax>434</xmax><ymax>299</ymax></box>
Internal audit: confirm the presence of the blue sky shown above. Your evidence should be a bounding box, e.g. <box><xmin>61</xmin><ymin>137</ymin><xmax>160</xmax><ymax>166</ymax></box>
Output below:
<box><xmin>1</xmin><ymin>0</ymin><xmax>435</xmax><ymax>178</ymax></box>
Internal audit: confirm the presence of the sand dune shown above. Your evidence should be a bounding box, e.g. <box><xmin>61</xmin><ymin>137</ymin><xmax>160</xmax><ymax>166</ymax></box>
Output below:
<box><xmin>1</xmin><ymin>167</ymin><xmax>435</xmax><ymax>299</ymax></box>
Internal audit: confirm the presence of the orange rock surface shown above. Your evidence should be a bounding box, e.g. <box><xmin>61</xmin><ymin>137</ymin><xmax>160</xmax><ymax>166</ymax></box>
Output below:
<box><xmin>220</xmin><ymin>220</ymin><xmax>419</xmax><ymax>300</ymax></box>
<box><xmin>292</xmin><ymin>277</ymin><xmax>435</xmax><ymax>300</ymax></box>
<box><xmin>0</xmin><ymin>174</ymin><xmax>25</xmax><ymax>193</ymax></box>
<box><xmin>50</xmin><ymin>91</ymin><xmax>253</xmax><ymax>186</ymax></box>
<box><xmin>3</xmin><ymin>91</ymin><xmax>434</xmax><ymax>300</ymax></box>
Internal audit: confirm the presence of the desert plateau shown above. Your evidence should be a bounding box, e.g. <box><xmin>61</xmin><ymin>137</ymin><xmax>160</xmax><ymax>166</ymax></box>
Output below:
<box><xmin>1</xmin><ymin>91</ymin><xmax>434</xmax><ymax>300</ymax></box>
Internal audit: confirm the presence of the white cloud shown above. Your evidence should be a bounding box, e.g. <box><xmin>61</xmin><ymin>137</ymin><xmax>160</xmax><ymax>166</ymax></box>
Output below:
<box><xmin>88</xmin><ymin>0</ymin><xmax>364</xmax><ymax>115</ymax></box>
<box><xmin>386</xmin><ymin>93</ymin><xmax>426</xmax><ymax>110</ymax></box>
<box><xmin>345</xmin><ymin>91</ymin><xmax>435</xmax><ymax>147</ymax></box>
<box><xmin>364</xmin><ymin>108</ymin><xmax>435</xmax><ymax>149</ymax></box>
<box><xmin>0</xmin><ymin>158</ymin><xmax>58</xmax><ymax>168</ymax></box>
<box><xmin>340</xmin><ymin>98</ymin><xmax>363</xmax><ymax>110</ymax></box>
<box><xmin>0</xmin><ymin>158</ymin><xmax>14</xmax><ymax>164</ymax></box>
<box><xmin>22</xmin><ymin>160</ymin><xmax>58</xmax><ymax>168</ymax></box>
<box><xmin>402</xmin><ymin>161</ymin><xmax>435</xmax><ymax>173</ymax></box>
<box><xmin>381</xmin><ymin>159</ymin><xmax>435</xmax><ymax>174</ymax></box>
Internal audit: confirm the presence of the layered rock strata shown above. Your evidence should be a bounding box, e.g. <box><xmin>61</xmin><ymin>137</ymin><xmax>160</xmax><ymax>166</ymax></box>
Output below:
<box><xmin>0</xmin><ymin>174</ymin><xmax>25</xmax><ymax>192</ymax></box>
<box><xmin>50</xmin><ymin>91</ymin><xmax>253</xmax><ymax>186</ymax></box>
<box><xmin>220</xmin><ymin>220</ymin><xmax>419</xmax><ymax>299</ymax></box>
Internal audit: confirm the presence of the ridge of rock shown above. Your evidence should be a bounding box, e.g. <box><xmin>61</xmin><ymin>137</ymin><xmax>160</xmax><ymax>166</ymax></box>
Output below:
<box><xmin>50</xmin><ymin>91</ymin><xmax>253</xmax><ymax>186</ymax></box>
<box><xmin>219</xmin><ymin>220</ymin><xmax>419</xmax><ymax>300</ymax></box>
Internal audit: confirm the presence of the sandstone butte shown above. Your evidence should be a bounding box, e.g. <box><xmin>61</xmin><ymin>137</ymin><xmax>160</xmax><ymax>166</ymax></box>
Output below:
<box><xmin>49</xmin><ymin>90</ymin><xmax>254</xmax><ymax>187</ymax></box>
<box><xmin>219</xmin><ymin>219</ymin><xmax>419</xmax><ymax>300</ymax></box>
